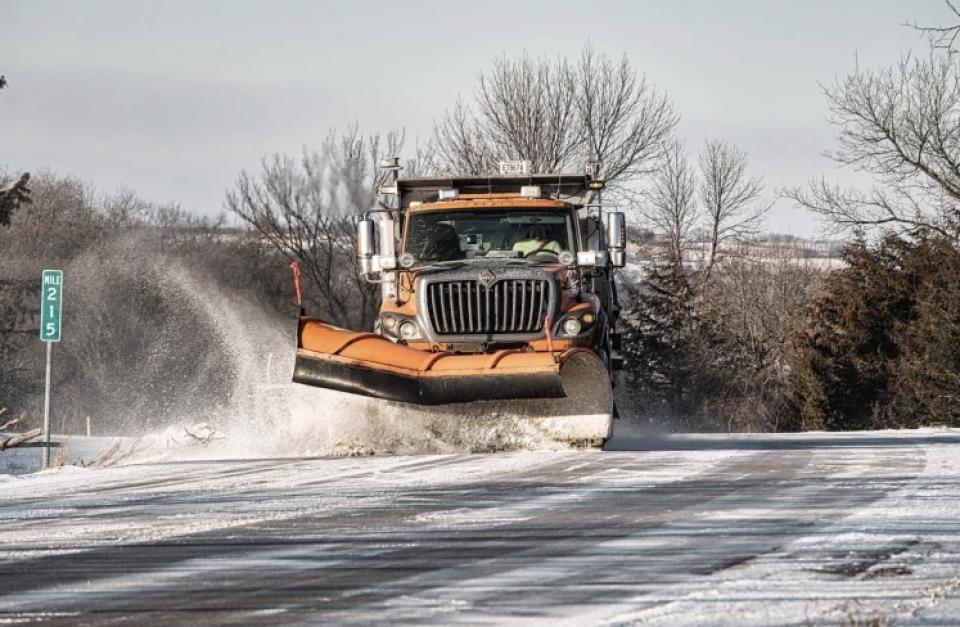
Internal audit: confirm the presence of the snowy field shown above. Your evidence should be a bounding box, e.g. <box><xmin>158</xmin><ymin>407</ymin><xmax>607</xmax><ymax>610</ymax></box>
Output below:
<box><xmin>1</xmin><ymin>426</ymin><xmax>959</xmax><ymax>625</ymax></box>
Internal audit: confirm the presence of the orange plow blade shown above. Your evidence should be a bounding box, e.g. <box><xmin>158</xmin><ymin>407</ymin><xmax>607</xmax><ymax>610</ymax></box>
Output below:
<box><xmin>292</xmin><ymin>319</ymin><xmax>614</xmax><ymax>446</ymax></box>
<box><xmin>293</xmin><ymin>319</ymin><xmax>569</xmax><ymax>404</ymax></box>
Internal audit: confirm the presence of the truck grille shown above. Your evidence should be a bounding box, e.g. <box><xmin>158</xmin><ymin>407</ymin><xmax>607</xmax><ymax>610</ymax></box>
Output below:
<box><xmin>426</xmin><ymin>279</ymin><xmax>551</xmax><ymax>336</ymax></box>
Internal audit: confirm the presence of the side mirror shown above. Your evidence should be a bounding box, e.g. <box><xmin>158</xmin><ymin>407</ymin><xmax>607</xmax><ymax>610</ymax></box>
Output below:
<box><xmin>357</xmin><ymin>219</ymin><xmax>376</xmax><ymax>274</ymax></box>
<box><xmin>607</xmin><ymin>211</ymin><xmax>626</xmax><ymax>268</ymax></box>
<box><xmin>376</xmin><ymin>216</ymin><xmax>396</xmax><ymax>271</ymax></box>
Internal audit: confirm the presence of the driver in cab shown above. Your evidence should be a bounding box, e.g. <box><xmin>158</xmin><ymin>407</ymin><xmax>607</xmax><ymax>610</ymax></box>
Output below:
<box><xmin>512</xmin><ymin>225</ymin><xmax>562</xmax><ymax>257</ymax></box>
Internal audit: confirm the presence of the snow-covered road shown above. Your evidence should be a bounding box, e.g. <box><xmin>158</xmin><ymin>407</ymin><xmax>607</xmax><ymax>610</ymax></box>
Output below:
<box><xmin>2</xmin><ymin>428</ymin><xmax>959</xmax><ymax>625</ymax></box>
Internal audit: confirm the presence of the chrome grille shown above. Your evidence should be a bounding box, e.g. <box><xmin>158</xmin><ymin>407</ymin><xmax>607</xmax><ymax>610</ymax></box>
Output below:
<box><xmin>426</xmin><ymin>279</ymin><xmax>550</xmax><ymax>335</ymax></box>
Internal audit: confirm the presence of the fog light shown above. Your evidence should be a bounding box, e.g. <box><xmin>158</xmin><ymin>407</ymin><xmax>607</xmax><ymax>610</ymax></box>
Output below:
<box><xmin>562</xmin><ymin>318</ymin><xmax>582</xmax><ymax>336</ymax></box>
<box><xmin>581</xmin><ymin>312</ymin><xmax>596</xmax><ymax>326</ymax></box>
<box><xmin>399</xmin><ymin>252</ymin><xmax>415</xmax><ymax>268</ymax></box>
<box><xmin>558</xmin><ymin>250</ymin><xmax>575</xmax><ymax>266</ymax></box>
<box><xmin>398</xmin><ymin>320</ymin><xmax>419</xmax><ymax>340</ymax></box>
<box><xmin>382</xmin><ymin>315</ymin><xmax>397</xmax><ymax>332</ymax></box>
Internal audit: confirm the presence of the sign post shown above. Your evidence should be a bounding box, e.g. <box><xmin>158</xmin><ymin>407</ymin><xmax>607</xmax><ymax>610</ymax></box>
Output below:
<box><xmin>40</xmin><ymin>269</ymin><xmax>62</xmax><ymax>468</ymax></box>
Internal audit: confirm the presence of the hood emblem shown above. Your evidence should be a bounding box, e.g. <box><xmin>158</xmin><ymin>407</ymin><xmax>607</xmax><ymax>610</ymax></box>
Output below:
<box><xmin>478</xmin><ymin>269</ymin><xmax>496</xmax><ymax>288</ymax></box>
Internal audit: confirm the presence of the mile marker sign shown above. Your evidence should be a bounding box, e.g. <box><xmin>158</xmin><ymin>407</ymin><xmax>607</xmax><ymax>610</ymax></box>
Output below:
<box><xmin>39</xmin><ymin>269</ymin><xmax>62</xmax><ymax>468</ymax></box>
<box><xmin>40</xmin><ymin>270</ymin><xmax>63</xmax><ymax>342</ymax></box>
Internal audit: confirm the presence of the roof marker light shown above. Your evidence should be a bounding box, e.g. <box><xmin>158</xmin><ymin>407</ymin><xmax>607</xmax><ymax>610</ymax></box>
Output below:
<box><xmin>520</xmin><ymin>185</ymin><xmax>542</xmax><ymax>198</ymax></box>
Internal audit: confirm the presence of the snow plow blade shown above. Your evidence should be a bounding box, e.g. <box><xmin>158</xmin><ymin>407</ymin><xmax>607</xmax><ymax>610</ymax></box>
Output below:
<box><xmin>292</xmin><ymin>319</ymin><xmax>569</xmax><ymax>404</ymax></box>
<box><xmin>292</xmin><ymin>319</ymin><xmax>614</xmax><ymax>446</ymax></box>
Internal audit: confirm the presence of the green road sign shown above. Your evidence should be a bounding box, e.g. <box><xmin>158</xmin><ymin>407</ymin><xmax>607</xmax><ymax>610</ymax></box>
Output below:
<box><xmin>40</xmin><ymin>269</ymin><xmax>63</xmax><ymax>342</ymax></box>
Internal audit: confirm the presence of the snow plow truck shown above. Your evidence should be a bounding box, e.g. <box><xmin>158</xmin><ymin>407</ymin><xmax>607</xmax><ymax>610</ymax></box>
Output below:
<box><xmin>292</xmin><ymin>160</ymin><xmax>626</xmax><ymax>446</ymax></box>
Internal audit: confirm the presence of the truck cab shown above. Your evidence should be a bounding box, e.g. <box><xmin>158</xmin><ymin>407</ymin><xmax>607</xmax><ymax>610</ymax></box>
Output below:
<box><xmin>358</xmin><ymin>169</ymin><xmax>626</xmax><ymax>371</ymax></box>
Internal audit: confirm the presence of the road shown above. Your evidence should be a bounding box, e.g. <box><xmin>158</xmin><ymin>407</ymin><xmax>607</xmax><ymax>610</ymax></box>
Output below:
<box><xmin>1</xmin><ymin>428</ymin><xmax>959</xmax><ymax>625</ymax></box>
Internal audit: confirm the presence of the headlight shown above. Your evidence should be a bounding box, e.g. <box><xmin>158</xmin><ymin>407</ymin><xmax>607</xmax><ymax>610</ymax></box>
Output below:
<box><xmin>398</xmin><ymin>320</ymin><xmax>420</xmax><ymax>340</ymax></box>
<box><xmin>562</xmin><ymin>317</ymin><xmax>582</xmax><ymax>336</ymax></box>
<box><xmin>399</xmin><ymin>253</ymin><xmax>415</xmax><ymax>268</ymax></box>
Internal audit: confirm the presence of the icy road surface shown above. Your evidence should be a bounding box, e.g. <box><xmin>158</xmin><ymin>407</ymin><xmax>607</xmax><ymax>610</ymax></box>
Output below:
<box><xmin>2</xmin><ymin>429</ymin><xmax>960</xmax><ymax>625</ymax></box>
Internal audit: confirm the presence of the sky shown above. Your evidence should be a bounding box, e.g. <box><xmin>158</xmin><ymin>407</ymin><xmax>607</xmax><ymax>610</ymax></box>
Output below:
<box><xmin>1</xmin><ymin>0</ymin><xmax>952</xmax><ymax>237</ymax></box>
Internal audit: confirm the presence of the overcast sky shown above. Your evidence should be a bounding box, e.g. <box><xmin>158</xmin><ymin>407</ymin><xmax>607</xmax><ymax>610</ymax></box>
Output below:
<box><xmin>1</xmin><ymin>0</ymin><xmax>951</xmax><ymax>236</ymax></box>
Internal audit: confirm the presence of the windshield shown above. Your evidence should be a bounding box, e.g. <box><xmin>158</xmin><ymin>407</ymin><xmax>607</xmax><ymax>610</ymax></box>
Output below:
<box><xmin>404</xmin><ymin>209</ymin><xmax>574</xmax><ymax>264</ymax></box>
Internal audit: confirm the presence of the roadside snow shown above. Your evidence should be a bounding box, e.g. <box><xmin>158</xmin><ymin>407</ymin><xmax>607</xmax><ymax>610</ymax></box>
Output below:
<box><xmin>0</xmin><ymin>433</ymin><xmax>135</xmax><ymax>477</ymax></box>
<box><xmin>585</xmin><ymin>431</ymin><xmax>960</xmax><ymax>626</ymax></box>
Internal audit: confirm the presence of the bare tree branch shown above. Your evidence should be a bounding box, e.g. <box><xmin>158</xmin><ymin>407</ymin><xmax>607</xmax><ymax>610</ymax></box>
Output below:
<box><xmin>575</xmin><ymin>46</ymin><xmax>679</xmax><ymax>185</ymax></box>
<box><xmin>906</xmin><ymin>0</ymin><xmax>960</xmax><ymax>54</ymax></box>
<box><xmin>783</xmin><ymin>53</ymin><xmax>960</xmax><ymax>238</ymax></box>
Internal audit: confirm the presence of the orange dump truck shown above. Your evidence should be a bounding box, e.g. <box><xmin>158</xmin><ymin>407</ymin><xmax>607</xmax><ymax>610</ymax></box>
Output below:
<box><xmin>292</xmin><ymin>161</ymin><xmax>626</xmax><ymax>446</ymax></box>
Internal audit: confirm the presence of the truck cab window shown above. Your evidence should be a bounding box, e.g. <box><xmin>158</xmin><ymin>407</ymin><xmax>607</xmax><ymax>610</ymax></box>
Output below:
<box><xmin>406</xmin><ymin>209</ymin><xmax>573</xmax><ymax>264</ymax></box>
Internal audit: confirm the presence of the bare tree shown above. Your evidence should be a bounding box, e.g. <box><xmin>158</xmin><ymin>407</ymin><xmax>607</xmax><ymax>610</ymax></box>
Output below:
<box><xmin>432</xmin><ymin>100</ymin><xmax>499</xmax><ymax>175</ymax></box>
<box><xmin>785</xmin><ymin>49</ymin><xmax>960</xmax><ymax>238</ymax></box>
<box><xmin>402</xmin><ymin>139</ymin><xmax>443</xmax><ymax>178</ymax></box>
<box><xmin>99</xmin><ymin>186</ymin><xmax>152</xmax><ymax>229</ymax></box>
<box><xmin>641</xmin><ymin>140</ymin><xmax>697</xmax><ymax>265</ymax></box>
<box><xmin>698</xmin><ymin>140</ymin><xmax>769</xmax><ymax>280</ymax></box>
<box><xmin>225</xmin><ymin>127</ymin><xmax>401</xmax><ymax>328</ymax></box>
<box><xmin>433</xmin><ymin>46</ymin><xmax>678</xmax><ymax>187</ymax></box>
<box><xmin>638</xmin><ymin>139</ymin><xmax>767</xmax><ymax>274</ymax></box>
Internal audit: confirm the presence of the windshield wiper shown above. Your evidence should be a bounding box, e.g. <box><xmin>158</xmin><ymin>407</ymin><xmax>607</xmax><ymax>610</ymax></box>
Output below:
<box><xmin>511</xmin><ymin>259</ymin><xmax>558</xmax><ymax>267</ymax></box>
<box><xmin>413</xmin><ymin>260</ymin><xmax>468</xmax><ymax>271</ymax></box>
